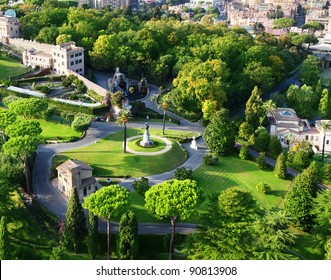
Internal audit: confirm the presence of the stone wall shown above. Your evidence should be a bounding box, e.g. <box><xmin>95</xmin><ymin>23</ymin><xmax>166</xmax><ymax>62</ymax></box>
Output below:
<box><xmin>6</xmin><ymin>38</ymin><xmax>53</xmax><ymax>53</ymax></box>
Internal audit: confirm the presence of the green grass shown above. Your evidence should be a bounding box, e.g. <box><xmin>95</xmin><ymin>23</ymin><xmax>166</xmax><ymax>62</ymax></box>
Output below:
<box><xmin>38</xmin><ymin>118</ymin><xmax>82</xmax><ymax>142</ymax></box>
<box><xmin>55</xmin><ymin>128</ymin><xmax>188</xmax><ymax>177</ymax></box>
<box><xmin>0</xmin><ymin>56</ymin><xmax>30</xmax><ymax>80</ymax></box>
<box><xmin>127</xmin><ymin>137</ymin><xmax>166</xmax><ymax>152</ymax></box>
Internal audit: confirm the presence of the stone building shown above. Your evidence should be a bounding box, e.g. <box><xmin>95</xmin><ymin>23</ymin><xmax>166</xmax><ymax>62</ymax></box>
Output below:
<box><xmin>0</xmin><ymin>15</ymin><xmax>19</xmax><ymax>39</ymax></box>
<box><xmin>56</xmin><ymin>160</ymin><xmax>98</xmax><ymax>201</ymax></box>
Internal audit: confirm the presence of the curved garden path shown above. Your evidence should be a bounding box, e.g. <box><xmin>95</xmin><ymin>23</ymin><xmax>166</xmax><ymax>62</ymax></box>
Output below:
<box><xmin>32</xmin><ymin>83</ymin><xmax>207</xmax><ymax>233</ymax></box>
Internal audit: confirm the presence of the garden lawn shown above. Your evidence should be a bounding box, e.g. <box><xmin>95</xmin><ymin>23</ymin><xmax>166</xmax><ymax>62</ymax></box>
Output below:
<box><xmin>55</xmin><ymin>128</ymin><xmax>189</xmax><ymax>178</ymax></box>
<box><xmin>0</xmin><ymin>56</ymin><xmax>29</xmax><ymax>80</ymax></box>
<box><xmin>38</xmin><ymin>118</ymin><xmax>82</xmax><ymax>142</ymax></box>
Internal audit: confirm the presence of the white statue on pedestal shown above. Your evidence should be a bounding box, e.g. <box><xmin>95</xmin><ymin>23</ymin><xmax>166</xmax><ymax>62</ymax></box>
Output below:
<box><xmin>190</xmin><ymin>136</ymin><xmax>198</xmax><ymax>150</ymax></box>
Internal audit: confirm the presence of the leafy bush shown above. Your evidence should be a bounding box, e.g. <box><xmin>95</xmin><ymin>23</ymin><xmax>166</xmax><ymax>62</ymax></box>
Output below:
<box><xmin>132</xmin><ymin>177</ymin><xmax>150</xmax><ymax>195</ymax></box>
<box><xmin>71</xmin><ymin>114</ymin><xmax>92</xmax><ymax>132</ymax></box>
<box><xmin>174</xmin><ymin>167</ymin><xmax>193</xmax><ymax>180</ymax></box>
<box><xmin>239</xmin><ymin>144</ymin><xmax>248</xmax><ymax>160</ymax></box>
<box><xmin>87</xmin><ymin>89</ymin><xmax>104</xmax><ymax>102</ymax></box>
<box><xmin>257</xmin><ymin>151</ymin><xmax>267</xmax><ymax>169</ymax></box>
<box><xmin>2</xmin><ymin>95</ymin><xmax>22</xmax><ymax>107</ymax></box>
<box><xmin>62</xmin><ymin>78</ymin><xmax>72</xmax><ymax>88</ymax></box>
<box><xmin>256</xmin><ymin>182</ymin><xmax>271</xmax><ymax>194</ymax></box>
<box><xmin>203</xmin><ymin>153</ymin><xmax>219</xmax><ymax>165</ymax></box>
<box><xmin>34</xmin><ymin>85</ymin><xmax>50</xmax><ymax>94</ymax></box>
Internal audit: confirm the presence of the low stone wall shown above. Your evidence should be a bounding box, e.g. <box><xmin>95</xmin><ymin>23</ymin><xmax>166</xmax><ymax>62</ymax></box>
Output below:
<box><xmin>6</xmin><ymin>38</ymin><xmax>53</xmax><ymax>53</ymax></box>
<box><xmin>67</xmin><ymin>70</ymin><xmax>108</xmax><ymax>98</ymax></box>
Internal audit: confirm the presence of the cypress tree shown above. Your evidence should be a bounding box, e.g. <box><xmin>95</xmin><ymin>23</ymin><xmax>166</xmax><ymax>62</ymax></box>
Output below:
<box><xmin>268</xmin><ymin>135</ymin><xmax>282</xmax><ymax>158</ymax></box>
<box><xmin>0</xmin><ymin>216</ymin><xmax>9</xmax><ymax>260</ymax></box>
<box><xmin>274</xmin><ymin>153</ymin><xmax>287</xmax><ymax>179</ymax></box>
<box><xmin>318</xmin><ymin>89</ymin><xmax>331</xmax><ymax>119</ymax></box>
<box><xmin>245</xmin><ymin>86</ymin><xmax>263</xmax><ymax>130</ymax></box>
<box><xmin>63</xmin><ymin>187</ymin><xmax>87</xmax><ymax>253</ymax></box>
<box><xmin>87</xmin><ymin>211</ymin><xmax>98</xmax><ymax>260</ymax></box>
<box><xmin>117</xmin><ymin>210</ymin><xmax>138</xmax><ymax>260</ymax></box>
<box><xmin>257</xmin><ymin>152</ymin><xmax>266</xmax><ymax>169</ymax></box>
<box><xmin>239</xmin><ymin>144</ymin><xmax>248</xmax><ymax>160</ymax></box>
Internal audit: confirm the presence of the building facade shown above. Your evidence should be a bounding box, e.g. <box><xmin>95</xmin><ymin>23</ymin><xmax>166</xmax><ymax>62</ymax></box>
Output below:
<box><xmin>22</xmin><ymin>49</ymin><xmax>52</xmax><ymax>70</ymax></box>
<box><xmin>268</xmin><ymin>108</ymin><xmax>331</xmax><ymax>153</ymax></box>
<box><xmin>56</xmin><ymin>160</ymin><xmax>98</xmax><ymax>202</ymax></box>
<box><xmin>0</xmin><ymin>15</ymin><xmax>19</xmax><ymax>39</ymax></box>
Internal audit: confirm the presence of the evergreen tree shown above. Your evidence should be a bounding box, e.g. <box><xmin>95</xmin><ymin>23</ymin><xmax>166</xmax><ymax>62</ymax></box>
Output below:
<box><xmin>274</xmin><ymin>153</ymin><xmax>287</xmax><ymax>179</ymax></box>
<box><xmin>268</xmin><ymin>135</ymin><xmax>282</xmax><ymax>157</ymax></box>
<box><xmin>0</xmin><ymin>216</ymin><xmax>9</xmax><ymax>260</ymax></box>
<box><xmin>257</xmin><ymin>152</ymin><xmax>267</xmax><ymax>169</ymax></box>
<box><xmin>318</xmin><ymin>89</ymin><xmax>331</xmax><ymax>119</ymax></box>
<box><xmin>239</xmin><ymin>144</ymin><xmax>249</xmax><ymax>160</ymax></box>
<box><xmin>117</xmin><ymin>210</ymin><xmax>138</xmax><ymax>260</ymax></box>
<box><xmin>63</xmin><ymin>187</ymin><xmax>87</xmax><ymax>253</ymax></box>
<box><xmin>245</xmin><ymin>86</ymin><xmax>263</xmax><ymax>130</ymax></box>
<box><xmin>87</xmin><ymin>211</ymin><xmax>98</xmax><ymax>260</ymax></box>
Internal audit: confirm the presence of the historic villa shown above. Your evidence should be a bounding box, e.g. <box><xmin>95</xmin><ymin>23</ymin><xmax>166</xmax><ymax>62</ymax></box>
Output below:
<box><xmin>56</xmin><ymin>160</ymin><xmax>98</xmax><ymax>201</ymax></box>
<box><xmin>268</xmin><ymin>108</ymin><xmax>331</xmax><ymax>153</ymax></box>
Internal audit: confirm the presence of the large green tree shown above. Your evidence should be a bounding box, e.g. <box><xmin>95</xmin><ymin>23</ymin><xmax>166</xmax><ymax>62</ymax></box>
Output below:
<box><xmin>8</xmin><ymin>98</ymin><xmax>48</xmax><ymax>119</ymax></box>
<box><xmin>145</xmin><ymin>179</ymin><xmax>199</xmax><ymax>260</ymax></box>
<box><xmin>245</xmin><ymin>86</ymin><xmax>263</xmax><ymax>130</ymax></box>
<box><xmin>204</xmin><ymin>108</ymin><xmax>236</xmax><ymax>155</ymax></box>
<box><xmin>83</xmin><ymin>185</ymin><xmax>130</xmax><ymax>260</ymax></box>
<box><xmin>318</xmin><ymin>89</ymin><xmax>331</xmax><ymax>119</ymax></box>
<box><xmin>0</xmin><ymin>216</ymin><xmax>9</xmax><ymax>260</ymax></box>
<box><xmin>117</xmin><ymin>210</ymin><xmax>138</xmax><ymax>260</ymax></box>
<box><xmin>87</xmin><ymin>211</ymin><xmax>98</xmax><ymax>260</ymax></box>
<box><xmin>299</xmin><ymin>55</ymin><xmax>322</xmax><ymax>87</ymax></box>
<box><xmin>62</xmin><ymin>187</ymin><xmax>86</xmax><ymax>253</ymax></box>
<box><xmin>274</xmin><ymin>152</ymin><xmax>287</xmax><ymax>179</ymax></box>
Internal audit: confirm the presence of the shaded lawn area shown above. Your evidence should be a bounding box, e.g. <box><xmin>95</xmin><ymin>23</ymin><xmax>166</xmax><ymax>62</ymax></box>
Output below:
<box><xmin>38</xmin><ymin>118</ymin><xmax>82</xmax><ymax>142</ymax></box>
<box><xmin>0</xmin><ymin>56</ymin><xmax>30</xmax><ymax>80</ymax></box>
<box><xmin>127</xmin><ymin>137</ymin><xmax>166</xmax><ymax>152</ymax></box>
<box><xmin>55</xmin><ymin>128</ymin><xmax>190</xmax><ymax>178</ymax></box>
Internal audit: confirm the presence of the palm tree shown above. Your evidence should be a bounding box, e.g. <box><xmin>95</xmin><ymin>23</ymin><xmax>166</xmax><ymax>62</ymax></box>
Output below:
<box><xmin>259</xmin><ymin>100</ymin><xmax>276</xmax><ymax>127</ymax></box>
<box><xmin>159</xmin><ymin>96</ymin><xmax>170</xmax><ymax>135</ymax></box>
<box><xmin>116</xmin><ymin>109</ymin><xmax>132</xmax><ymax>153</ymax></box>
<box><xmin>284</xmin><ymin>132</ymin><xmax>295</xmax><ymax>150</ymax></box>
<box><xmin>319</xmin><ymin>120</ymin><xmax>331</xmax><ymax>162</ymax></box>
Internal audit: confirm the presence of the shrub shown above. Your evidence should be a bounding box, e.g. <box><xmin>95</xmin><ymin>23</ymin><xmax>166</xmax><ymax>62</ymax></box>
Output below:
<box><xmin>132</xmin><ymin>177</ymin><xmax>150</xmax><ymax>195</ymax></box>
<box><xmin>71</xmin><ymin>114</ymin><xmax>92</xmax><ymax>132</ymax></box>
<box><xmin>75</xmin><ymin>79</ymin><xmax>86</xmax><ymax>92</ymax></box>
<box><xmin>203</xmin><ymin>153</ymin><xmax>219</xmax><ymax>165</ymax></box>
<box><xmin>174</xmin><ymin>167</ymin><xmax>193</xmax><ymax>180</ymax></box>
<box><xmin>2</xmin><ymin>95</ymin><xmax>22</xmax><ymax>107</ymax></box>
<box><xmin>256</xmin><ymin>182</ymin><xmax>271</xmax><ymax>194</ymax></box>
<box><xmin>62</xmin><ymin>78</ymin><xmax>72</xmax><ymax>88</ymax></box>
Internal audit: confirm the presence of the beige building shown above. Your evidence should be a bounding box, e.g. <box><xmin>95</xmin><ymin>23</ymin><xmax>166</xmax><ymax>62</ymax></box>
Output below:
<box><xmin>56</xmin><ymin>160</ymin><xmax>98</xmax><ymax>201</ymax></box>
<box><xmin>22</xmin><ymin>49</ymin><xmax>52</xmax><ymax>70</ymax></box>
<box><xmin>0</xmin><ymin>15</ymin><xmax>19</xmax><ymax>39</ymax></box>
<box><xmin>52</xmin><ymin>42</ymin><xmax>84</xmax><ymax>75</ymax></box>
<box><xmin>268</xmin><ymin>108</ymin><xmax>331</xmax><ymax>153</ymax></box>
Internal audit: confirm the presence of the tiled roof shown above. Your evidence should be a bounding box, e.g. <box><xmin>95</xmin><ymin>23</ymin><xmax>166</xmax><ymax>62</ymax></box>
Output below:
<box><xmin>56</xmin><ymin>159</ymin><xmax>93</xmax><ymax>175</ymax></box>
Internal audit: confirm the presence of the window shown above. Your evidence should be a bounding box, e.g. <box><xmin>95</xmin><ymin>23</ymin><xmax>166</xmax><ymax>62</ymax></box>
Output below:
<box><xmin>70</xmin><ymin>61</ymin><xmax>74</xmax><ymax>66</ymax></box>
<box><xmin>75</xmin><ymin>60</ymin><xmax>79</xmax><ymax>64</ymax></box>
<box><xmin>57</xmin><ymin>53</ymin><xmax>59</xmax><ymax>57</ymax></box>
<box><xmin>316</xmin><ymin>136</ymin><xmax>319</xmax><ymax>141</ymax></box>
<box><xmin>70</xmin><ymin>54</ymin><xmax>74</xmax><ymax>58</ymax></box>
<box><xmin>88</xmin><ymin>186</ymin><xmax>91</xmax><ymax>191</ymax></box>
<box><xmin>305</xmin><ymin>135</ymin><xmax>309</xmax><ymax>140</ymax></box>
<box><xmin>62</xmin><ymin>62</ymin><xmax>64</xmax><ymax>66</ymax></box>
<box><xmin>61</xmin><ymin>55</ymin><xmax>64</xmax><ymax>58</ymax></box>
<box><xmin>310</xmin><ymin>136</ymin><xmax>314</xmax><ymax>141</ymax></box>
<box><xmin>327</xmin><ymin>140</ymin><xmax>330</xmax><ymax>145</ymax></box>
<box><xmin>78</xmin><ymin>59</ymin><xmax>82</xmax><ymax>63</ymax></box>
<box><xmin>83</xmin><ymin>187</ymin><xmax>87</xmax><ymax>197</ymax></box>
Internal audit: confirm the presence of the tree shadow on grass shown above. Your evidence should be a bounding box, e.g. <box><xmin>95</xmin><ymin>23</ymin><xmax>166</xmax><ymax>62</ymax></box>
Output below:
<box><xmin>268</xmin><ymin>189</ymin><xmax>287</xmax><ymax>198</ymax></box>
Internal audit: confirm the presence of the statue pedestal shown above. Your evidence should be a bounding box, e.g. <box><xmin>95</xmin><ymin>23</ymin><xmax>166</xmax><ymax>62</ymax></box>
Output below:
<box><xmin>190</xmin><ymin>137</ymin><xmax>198</xmax><ymax>150</ymax></box>
<box><xmin>140</xmin><ymin>130</ymin><xmax>154</xmax><ymax>147</ymax></box>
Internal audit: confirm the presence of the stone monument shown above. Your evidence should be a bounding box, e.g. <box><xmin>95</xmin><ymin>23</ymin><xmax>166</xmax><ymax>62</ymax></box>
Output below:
<box><xmin>140</xmin><ymin>122</ymin><xmax>154</xmax><ymax>147</ymax></box>
<box><xmin>190</xmin><ymin>136</ymin><xmax>198</xmax><ymax>150</ymax></box>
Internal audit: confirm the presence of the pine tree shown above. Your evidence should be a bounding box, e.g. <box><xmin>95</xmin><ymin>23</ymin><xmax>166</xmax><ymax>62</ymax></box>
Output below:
<box><xmin>274</xmin><ymin>153</ymin><xmax>287</xmax><ymax>179</ymax></box>
<box><xmin>87</xmin><ymin>211</ymin><xmax>98</xmax><ymax>260</ymax></box>
<box><xmin>257</xmin><ymin>152</ymin><xmax>266</xmax><ymax>169</ymax></box>
<box><xmin>268</xmin><ymin>135</ymin><xmax>282</xmax><ymax>158</ymax></box>
<box><xmin>63</xmin><ymin>187</ymin><xmax>87</xmax><ymax>253</ymax></box>
<box><xmin>117</xmin><ymin>210</ymin><xmax>138</xmax><ymax>260</ymax></box>
<box><xmin>0</xmin><ymin>216</ymin><xmax>9</xmax><ymax>260</ymax></box>
<box><xmin>239</xmin><ymin>144</ymin><xmax>249</xmax><ymax>160</ymax></box>
<box><xmin>318</xmin><ymin>89</ymin><xmax>331</xmax><ymax>119</ymax></box>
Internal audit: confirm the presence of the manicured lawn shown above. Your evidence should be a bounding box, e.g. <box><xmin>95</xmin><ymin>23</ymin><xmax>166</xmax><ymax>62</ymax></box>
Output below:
<box><xmin>0</xmin><ymin>56</ymin><xmax>30</xmax><ymax>80</ymax></box>
<box><xmin>127</xmin><ymin>137</ymin><xmax>166</xmax><ymax>152</ymax></box>
<box><xmin>192</xmin><ymin>155</ymin><xmax>292</xmax><ymax>218</ymax></box>
<box><xmin>38</xmin><ymin>118</ymin><xmax>82</xmax><ymax>142</ymax></box>
<box><xmin>55</xmin><ymin>128</ymin><xmax>189</xmax><ymax>177</ymax></box>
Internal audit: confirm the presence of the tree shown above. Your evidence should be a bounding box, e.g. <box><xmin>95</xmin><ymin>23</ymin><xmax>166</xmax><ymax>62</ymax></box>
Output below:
<box><xmin>132</xmin><ymin>177</ymin><xmax>150</xmax><ymax>195</ymax></box>
<box><xmin>111</xmin><ymin>91</ymin><xmax>124</xmax><ymax>108</ymax></box>
<box><xmin>257</xmin><ymin>151</ymin><xmax>267</xmax><ymax>169</ymax></box>
<box><xmin>3</xmin><ymin>135</ymin><xmax>39</xmax><ymax>193</ymax></box>
<box><xmin>0</xmin><ymin>216</ymin><xmax>9</xmax><ymax>260</ymax></box>
<box><xmin>260</xmin><ymin>100</ymin><xmax>276</xmax><ymax>127</ymax></box>
<box><xmin>6</xmin><ymin>120</ymin><xmax>42</xmax><ymax>138</ymax></box>
<box><xmin>159</xmin><ymin>96</ymin><xmax>170</xmax><ymax>135</ymax></box>
<box><xmin>243</xmin><ymin>62</ymin><xmax>275</xmax><ymax>93</ymax></box>
<box><xmin>117</xmin><ymin>210</ymin><xmax>138</xmax><ymax>260</ymax></box>
<box><xmin>299</xmin><ymin>55</ymin><xmax>322</xmax><ymax>87</ymax></box>
<box><xmin>62</xmin><ymin>187</ymin><xmax>86</xmax><ymax>253</ymax></box>
<box><xmin>268</xmin><ymin>135</ymin><xmax>282</xmax><ymax>157</ymax></box>
<box><xmin>8</xmin><ymin>98</ymin><xmax>48</xmax><ymax>119</ymax></box>
<box><xmin>272</xmin><ymin>18</ymin><xmax>296</xmax><ymax>33</ymax></box>
<box><xmin>202</xmin><ymin>99</ymin><xmax>217</xmax><ymax>122</ymax></box>
<box><xmin>239</xmin><ymin>144</ymin><xmax>248</xmax><ymax>160</ymax></box>
<box><xmin>312</xmin><ymin>189</ymin><xmax>331</xmax><ymax>257</ymax></box>
<box><xmin>174</xmin><ymin>167</ymin><xmax>193</xmax><ymax>180</ymax></box>
<box><xmin>204</xmin><ymin>108</ymin><xmax>236</xmax><ymax>155</ymax></box>
<box><xmin>318</xmin><ymin>89</ymin><xmax>331</xmax><ymax>119</ymax></box>
<box><xmin>284</xmin><ymin>173</ymin><xmax>315</xmax><ymax>230</ymax></box>
<box><xmin>253</xmin><ymin>210</ymin><xmax>296</xmax><ymax>260</ymax></box>
<box><xmin>185</xmin><ymin>187</ymin><xmax>260</xmax><ymax>260</ymax></box>
<box><xmin>71</xmin><ymin>114</ymin><xmax>91</xmax><ymax>133</ymax></box>
<box><xmin>301</xmin><ymin>21</ymin><xmax>324</xmax><ymax>36</ymax></box>
<box><xmin>239</xmin><ymin>121</ymin><xmax>254</xmax><ymax>140</ymax></box>
<box><xmin>50</xmin><ymin>245</ymin><xmax>66</xmax><ymax>260</ymax></box>
<box><xmin>82</xmin><ymin>185</ymin><xmax>130</xmax><ymax>260</ymax></box>
<box><xmin>288</xmin><ymin>140</ymin><xmax>314</xmax><ymax>168</ymax></box>
<box><xmin>87</xmin><ymin>211</ymin><xmax>98</xmax><ymax>260</ymax></box>
<box><xmin>319</xmin><ymin>120</ymin><xmax>331</xmax><ymax>162</ymax></box>
<box><xmin>245</xmin><ymin>86</ymin><xmax>263</xmax><ymax>130</ymax></box>
<box><xmin>254</xmin><ymin>127</ymin><xmax>270</xmax><ymax>151</ymax></box>
<box><xmin>116</xmin><ymin>109</ymin><xmax>132</xmax><ymax>153</ymax></box>
<box><xmin>274</xmin><ymin>153</ymin><xmax>287</xmax><ymax>179</ymax></box>
<box><xmin>0</xmin><ymin>110</ymin><xmax>17</xmax><ymax>138</ymax></box>
<box><xmin>145</xmin><ymin>179</ymin><xmax>199</xmax><ymax>260</ymax></box>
